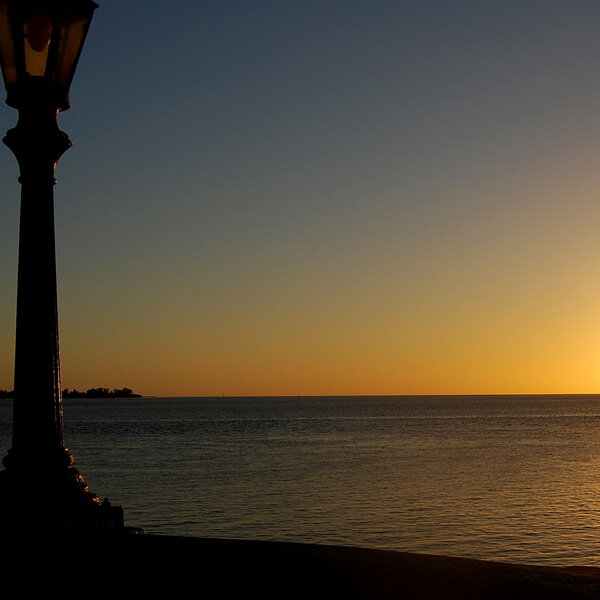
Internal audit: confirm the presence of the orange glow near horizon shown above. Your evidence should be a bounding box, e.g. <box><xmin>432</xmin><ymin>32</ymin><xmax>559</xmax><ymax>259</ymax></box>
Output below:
<box><xmin>42</xmin><ymin>149</ymin><xmax>600</xmax><ymax>399</ymax></box>
<box><xmin>1</xmin><ymin>153</ymin><xmax>599</xmax><ymax>399</ymax></box>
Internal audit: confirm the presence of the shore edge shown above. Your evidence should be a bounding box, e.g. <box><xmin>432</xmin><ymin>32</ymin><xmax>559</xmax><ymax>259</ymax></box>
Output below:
<box><xmin>40</xmin><ymin>534</ymin><xmax>600</xmax><ymax>598</ymax></box>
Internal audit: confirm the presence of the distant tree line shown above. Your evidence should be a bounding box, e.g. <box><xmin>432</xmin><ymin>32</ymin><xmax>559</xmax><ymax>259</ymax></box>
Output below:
<box><xmin>0</xmin><ymin>387</ymin><xmax>141</xmax><ymax>398</ymax></box>
<box><xmin>64</xmin><ymin>387</ymin><xmax>141</xmax><ymax>398</ymax></box>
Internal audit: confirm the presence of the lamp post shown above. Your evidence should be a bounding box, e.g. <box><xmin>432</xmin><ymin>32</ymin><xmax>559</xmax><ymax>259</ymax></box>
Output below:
<box><xmin>0</xmin><ymin>0</ymin><xmax>127</xmax><ymax>538</ymax></box>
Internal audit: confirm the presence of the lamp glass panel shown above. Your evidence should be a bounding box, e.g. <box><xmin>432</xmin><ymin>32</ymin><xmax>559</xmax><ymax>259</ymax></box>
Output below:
<box><xmin>54</xmin><ymin>15</ymin><xmax>87</xmax><ymax>89</ymax></box>
<box><xmin>23</xmin><ymin>8</ymin><xmax>52</xmax><ymax>76</ymax></box>
<box><xmin>0</xmin><ymin>1</ymin><xmax>16</xmax><ymax>85</ymax></box>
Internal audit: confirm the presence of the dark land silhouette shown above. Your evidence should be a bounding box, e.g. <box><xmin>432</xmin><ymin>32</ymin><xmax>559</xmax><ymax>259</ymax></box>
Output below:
<box><xmin>0</xmin><ymin>387</ymin><xmax>141</xmax><ymax>398</ymax></box>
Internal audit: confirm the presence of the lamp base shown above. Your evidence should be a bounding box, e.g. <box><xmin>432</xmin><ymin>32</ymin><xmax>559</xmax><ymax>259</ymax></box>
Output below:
<box><xmin>0</xmin><ymin>447</ymin><xmax>145</xmax><ymax>539</ymax></box>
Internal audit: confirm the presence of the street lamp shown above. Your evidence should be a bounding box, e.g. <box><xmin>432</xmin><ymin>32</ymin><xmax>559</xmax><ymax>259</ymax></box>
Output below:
<box><xmin>0</xmin><ymin>0</ymin><xmax>128</xmax><ymax>538</ymax></box>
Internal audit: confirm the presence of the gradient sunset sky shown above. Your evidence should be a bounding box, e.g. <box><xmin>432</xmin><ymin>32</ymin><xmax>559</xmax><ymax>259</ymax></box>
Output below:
<box><xmin>2</xmin><ymin>1</ymin><xmax>600</xmax><ymax>396</ymax></box>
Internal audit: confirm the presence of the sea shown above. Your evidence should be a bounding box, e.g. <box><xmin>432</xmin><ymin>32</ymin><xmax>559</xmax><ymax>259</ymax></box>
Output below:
<box><xmin>1</xmin><ymin>394</ymin><xmax>600</xmax><ymax>567</ymax></box>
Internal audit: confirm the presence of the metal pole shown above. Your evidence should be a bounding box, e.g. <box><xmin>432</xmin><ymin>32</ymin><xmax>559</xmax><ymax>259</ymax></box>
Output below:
<box><xmin>0</xmin><ymin>88</ymin><xmax>126</xmax><ymax>537</ymax></box>
<box><xmin>5</xmin><ymin>100</ymin><xmax>69</xmax><ymax>462</ymax></box>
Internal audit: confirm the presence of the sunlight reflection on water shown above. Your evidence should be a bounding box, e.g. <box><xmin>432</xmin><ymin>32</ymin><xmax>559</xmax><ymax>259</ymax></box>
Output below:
<box><xmin>1</xmin><ymin>394</ymin><xmax>600</xmax><ymax>566</ymax></box>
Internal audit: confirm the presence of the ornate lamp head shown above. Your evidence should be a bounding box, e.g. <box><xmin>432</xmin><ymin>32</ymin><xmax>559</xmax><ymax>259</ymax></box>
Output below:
<box><xmin>0</xmin><ymin>0</ymin><xmax>98</xmax><ymax>110</ymax></box>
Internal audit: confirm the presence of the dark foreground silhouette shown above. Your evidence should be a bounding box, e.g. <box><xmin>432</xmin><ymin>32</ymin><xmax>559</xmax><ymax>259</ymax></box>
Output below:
<box><xmin>10</xmin><ymin>535</ymin><xmax>600</xmax><ymax>598</ymax></box>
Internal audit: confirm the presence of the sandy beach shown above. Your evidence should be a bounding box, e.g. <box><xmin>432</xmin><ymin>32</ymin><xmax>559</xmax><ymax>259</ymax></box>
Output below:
<box><xmin>43</xmin><ymin>535</ymin><xmax>600</xmax><ymax>598</ymax></box>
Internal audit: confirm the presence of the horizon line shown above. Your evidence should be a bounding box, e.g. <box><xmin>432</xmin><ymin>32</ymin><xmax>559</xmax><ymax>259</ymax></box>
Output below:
<box><xmin>135</xmin><ymin>392</ymin><xmax>600</xmax><ymax>399</ymax></box>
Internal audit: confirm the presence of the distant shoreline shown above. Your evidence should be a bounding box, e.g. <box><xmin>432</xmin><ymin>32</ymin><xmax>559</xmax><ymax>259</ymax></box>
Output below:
<box><xmin>2</xmin><ymin>392</ymin><xmax>600</xmax><ymax>400</ymax></box>
<box><xmin>0</xmin><ymin>387</ymin><xmax>142</xmax><ymax>399</ymax></box>
<box><xmin>96</xmin><ymin>393</ymin><xmax>600</xmax><ymax>399</ymax></box>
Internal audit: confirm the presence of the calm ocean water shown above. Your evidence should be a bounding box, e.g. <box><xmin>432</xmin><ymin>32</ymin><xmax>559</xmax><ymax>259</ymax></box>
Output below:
<box><xmin>1</xmin><ymin>394</ymin><xmax>600</xmax><ymax>566</ymax></box>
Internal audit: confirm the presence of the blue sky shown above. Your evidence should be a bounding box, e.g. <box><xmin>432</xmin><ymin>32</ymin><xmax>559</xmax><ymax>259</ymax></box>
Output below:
<box><xmin>2</xmin><ymin>1</ymin><xmax>600</xmax><ymax>395</ymax></box>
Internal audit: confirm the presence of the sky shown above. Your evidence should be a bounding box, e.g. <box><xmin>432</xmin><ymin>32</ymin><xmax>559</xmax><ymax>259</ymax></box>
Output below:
<box><xmin>2</xmin><ymin>1</ymin><xmax>600</xmax><ymax>396</ymax></box>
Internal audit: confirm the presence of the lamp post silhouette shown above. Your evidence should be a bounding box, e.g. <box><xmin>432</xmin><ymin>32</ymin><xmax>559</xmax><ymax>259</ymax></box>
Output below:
<box><xmin>0</xmin><ymin>0</ymin><xmax>128</xmax><ymax>537</ymax></box>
